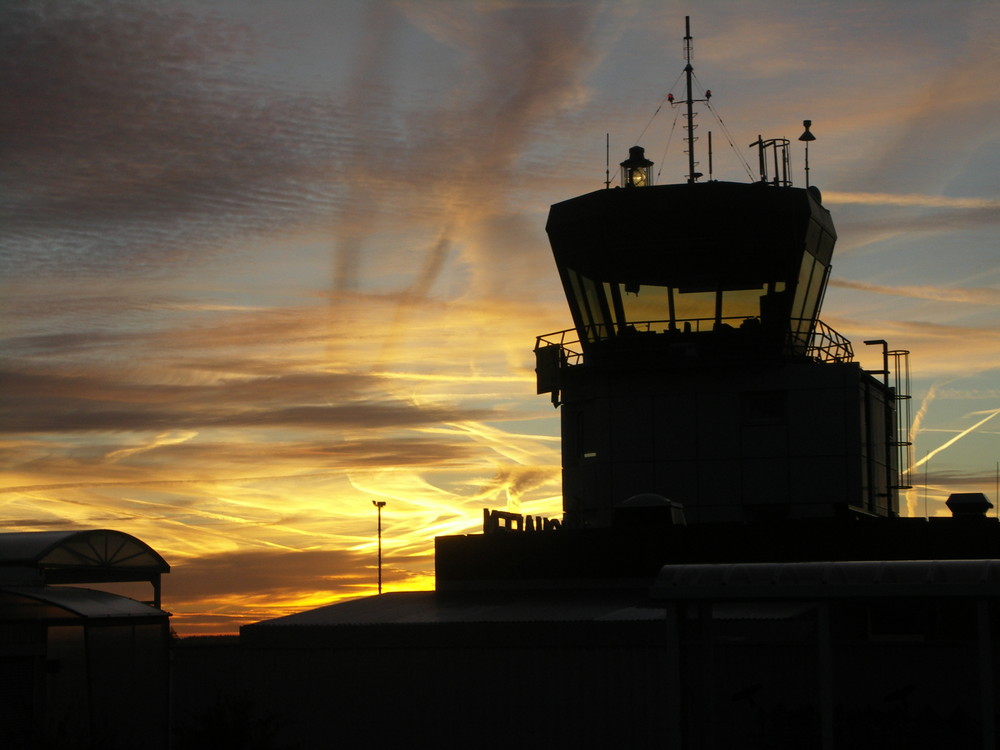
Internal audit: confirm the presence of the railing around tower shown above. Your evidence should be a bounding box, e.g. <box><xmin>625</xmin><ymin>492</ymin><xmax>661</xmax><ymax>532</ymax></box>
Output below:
<box><xmin>535</xmin><ymin>317</ymin><xmax>853</xmax><ymax>369</ymax></box>
<box><xmin>799</xmin><ymin>319</ymin><xmax>855</xmax><ymax>363</ymax></box>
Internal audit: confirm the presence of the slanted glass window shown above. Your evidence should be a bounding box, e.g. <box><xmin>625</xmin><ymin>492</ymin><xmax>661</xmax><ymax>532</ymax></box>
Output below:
<box><xmin>619</xmin><ymin>283</ymin><xmax>674</xmax><ymax>332</ymax></box>
<box><xmin>803</xmin><ymin>263</ymin><xmax>827</xmax><ymax>321</ymax></box>
<box><xmin>791</xmin><ymin>216</ymin><xmax>833</xmax><ymax>339</ymax></box>
<box><xmin>674</xmin><ymin>287</ymin><xmax>719</xmax><ymax>327</ymax></box>
<box><xmin>720</xmin><ymin>284</ymin><xmax>769</xmax><ymax>321</ymax></box>
<box><xmin>570</xmin><ymin>271</ymin><xmax>793</xmax><ymax>341</ymax></box>
<box><xmin>791</xmin><ymin>253</ymin><xmax>828</xmax><ymax>347</ymax></box>
<box><xmin>617</xmin><ymin>282</ymin><xmax>779</xmax><ymax>331</ymax></box>
<box><xmin>566</xmin><ymin>269</ymin><xmax>612</xmax><ymax>342</ymax></box>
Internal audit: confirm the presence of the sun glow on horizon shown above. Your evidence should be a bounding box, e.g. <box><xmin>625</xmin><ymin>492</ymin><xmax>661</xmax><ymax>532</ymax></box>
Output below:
<box><xmin>3</xmin><ymin>0</ymin><xmax>998</xmax><ymax>636</ymax></box>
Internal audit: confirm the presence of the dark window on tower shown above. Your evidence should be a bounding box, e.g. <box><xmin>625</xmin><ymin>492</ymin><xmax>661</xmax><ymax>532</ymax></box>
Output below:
<box><xmin>741</xmin><ymin>391</ymin><xmax>787</xmax><ymax>424</ymax></box>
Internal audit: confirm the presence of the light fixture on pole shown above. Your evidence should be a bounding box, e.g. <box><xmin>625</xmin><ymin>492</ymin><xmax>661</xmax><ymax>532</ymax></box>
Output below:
<box><xmin>372</xmin><ymin>500</ymin><xmax>386</xmax><ymax>594</ymax></box>
<box><xmin>799</xmin><ymin>119</ymin><xmax>816</xmax><ymax>188</ymax></box>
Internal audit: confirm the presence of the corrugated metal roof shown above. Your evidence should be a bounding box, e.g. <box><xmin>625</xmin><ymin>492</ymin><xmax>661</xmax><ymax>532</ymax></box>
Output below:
<box><xmin>651</xmin><ymin>559</ymin><xmax>1000</xmax><ymax>600</ymax></box>
<box><xmin>712</xmin><ymin>602</ymin><xmax>816</xmax><ymax>620</ymax></box>
<box><xmin>250</xmin><ymin>589</ymin><xmax>665</xmax><ymax>628</ymax></box>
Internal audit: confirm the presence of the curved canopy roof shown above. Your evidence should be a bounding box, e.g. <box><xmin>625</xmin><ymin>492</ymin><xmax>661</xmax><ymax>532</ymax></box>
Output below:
<box><xmin>0</xmin><ymin>585</ymin><xmax>167</xmax><ymax>620</ymax></box>
<box><xmin>0</xmin><ymin>529</ymin><xmax>168</xmax><ymax>572</ymax></box>
<box><xmin>0</xmin><ymin>529</ymin><xmax>169</xmax><ymax>601</ymax></box>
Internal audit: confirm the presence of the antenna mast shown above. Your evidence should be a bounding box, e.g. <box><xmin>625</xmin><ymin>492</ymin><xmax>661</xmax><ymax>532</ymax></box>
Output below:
<box><xmin>667</xmin><ymin>18</ymin><xmax>711</xmax><ymax>183</ymax></box>
<box><xmin>605</xmin><ymin>133</ymin><xmax>611</xmax><ymax>189</ymax></box>
<box><xmin>683</xmin><ymin>16</ymin><xmax>698</xmax><ymax>184</ymax></box>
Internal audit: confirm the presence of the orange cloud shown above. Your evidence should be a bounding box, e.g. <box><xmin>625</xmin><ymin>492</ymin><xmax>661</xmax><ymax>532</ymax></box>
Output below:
<box><xmin>824</xmin><ymin>192</ymin><xmax>1000</xmax><ymax>210</ymax></box>
<box><xmin>829</xmin><ymin>279</ymin><xmax>1000</xmax><ymax>306</ymax></box>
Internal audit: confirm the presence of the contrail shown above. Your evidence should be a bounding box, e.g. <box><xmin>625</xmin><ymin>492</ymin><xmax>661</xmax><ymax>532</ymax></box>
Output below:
<box><xmin>911</xmin><ymin>407</ymin><xmax>1000</xmax><ymax>472</ymax></box>
<box><xmin>828</xmin><ymin>279</ymin><xmax>1000</xmax><ymax>305</ymax></box>
<box><xmin>0</xmin><ymin>470</ymin><xmax>361</xmax><ymax>494</ymax></box>
<box><xmin>823</xmin><ymin>191</ymin><xmax>1000</xmax><ymax>210</ymax></box>
<box><xmin>904</xmin><ymin>383</ymin><xmax>939</xmax><ymax>515</ymax></box>
<box><xmin>103</xmin><ymin>429</ymin><xmax>198</xmax><ymax>463</ymax></box>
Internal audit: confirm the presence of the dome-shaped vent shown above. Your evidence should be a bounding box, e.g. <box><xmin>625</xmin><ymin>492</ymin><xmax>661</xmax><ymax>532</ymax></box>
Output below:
<box><xmin>613</xmin><ymin>494</ymin><xmax>686</xmax><ymax>527</ymax></box>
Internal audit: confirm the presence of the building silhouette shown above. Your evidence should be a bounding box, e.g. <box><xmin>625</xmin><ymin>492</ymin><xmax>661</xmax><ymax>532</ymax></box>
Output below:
<box><xmin>0</xmin><ymin>530</ymin><xmax>171</xmax><ymax>749</ymax></box>
<box><xmin>232</xmin><ymin>21</ymin><xmax>999</xmax><ymax>749</ymax></box>
<box><xmin>9</xmin><ymin>18</ymin><xmax>995</xmax><ymax>750</ymax></box>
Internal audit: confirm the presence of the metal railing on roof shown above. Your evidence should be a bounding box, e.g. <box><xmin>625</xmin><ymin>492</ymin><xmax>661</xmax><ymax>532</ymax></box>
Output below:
<box><xmin>535</xmin><ymin>317</ymin><xmax>853</xmax><ymax>366</ymax></box>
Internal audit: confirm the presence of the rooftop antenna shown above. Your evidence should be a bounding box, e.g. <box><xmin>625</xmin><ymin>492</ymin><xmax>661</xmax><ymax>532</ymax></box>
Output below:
<box><xmin>682</xmin><ymin>16</ymin><xmax>704</xmax><ymax>184</ymax></box>
<box><xmin>372</xmin><ymin>500</ymin><xmax>386</xmax><ymax>594</ymax></box>
<box><xmin>605</xmin><ymin>133</ymin><xmax>611</xmax><ymax>189</ymax></box>
<box><xmin>708</xmin><ymin>131</ymin><xmax>714</xmax><ymax>180</ymax></box>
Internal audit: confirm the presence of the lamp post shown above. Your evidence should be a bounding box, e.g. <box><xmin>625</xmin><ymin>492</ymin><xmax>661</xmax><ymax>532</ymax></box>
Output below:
<box><xmin>372</xmin><ymin>500</ymin><xmax>386</xmax><ymax>594</ymax></box>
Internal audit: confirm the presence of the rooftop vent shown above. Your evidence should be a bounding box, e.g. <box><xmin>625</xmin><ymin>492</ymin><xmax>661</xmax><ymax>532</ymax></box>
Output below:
<box><xmin>945</xmin><ymin>492</ymin><xmax>994</xmax><ymax>519</ymax></box>
<box><xmin>613</xmin><ymin>494</ymin><xmax>686</xmax><ymax>528</ymax></box>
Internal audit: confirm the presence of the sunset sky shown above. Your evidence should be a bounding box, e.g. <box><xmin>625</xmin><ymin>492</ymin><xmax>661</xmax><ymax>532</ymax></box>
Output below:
<box><xmin>3</xmin><ymin>0</ymin><xmax>998</xmax><ymax>635</ymax></box>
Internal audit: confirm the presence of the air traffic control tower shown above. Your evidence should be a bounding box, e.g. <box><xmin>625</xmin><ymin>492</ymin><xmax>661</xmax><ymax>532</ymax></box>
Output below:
<box><xmin>535</xmin><ymin>116</ymin><xmax>908</xmax><ymax>530</ymax></box>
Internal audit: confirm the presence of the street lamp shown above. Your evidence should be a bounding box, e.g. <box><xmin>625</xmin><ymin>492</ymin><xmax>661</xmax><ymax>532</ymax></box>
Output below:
<box><xmin>372</xmin><ymin>500</ymin><xmax>386</xmax><ymax>594</ymax></box>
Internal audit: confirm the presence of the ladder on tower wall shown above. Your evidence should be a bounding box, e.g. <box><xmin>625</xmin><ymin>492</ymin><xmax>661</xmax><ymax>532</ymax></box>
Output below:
<box><xmin>890</xmin><ymin>349</ymin><xmax>913</xmax><ymax>491</ymax></box>
<box><xmin>864</xmin><ymin>341</ymin><xmax>913</xmax><ymax>493</ymax></box>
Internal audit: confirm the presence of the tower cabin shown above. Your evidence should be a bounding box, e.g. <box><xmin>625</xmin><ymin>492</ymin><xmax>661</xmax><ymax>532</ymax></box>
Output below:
<box><xmin>536</xmin><ymin>117</ymin><xmax>903</xmax><ymax>530</ymax></box>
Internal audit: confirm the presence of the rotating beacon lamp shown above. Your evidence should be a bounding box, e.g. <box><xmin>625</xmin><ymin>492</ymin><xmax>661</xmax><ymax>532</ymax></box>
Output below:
<box><xmin>621</xmin><ymin>146</ymin><xmax>654</xmax><ymax>188</ymax></box>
